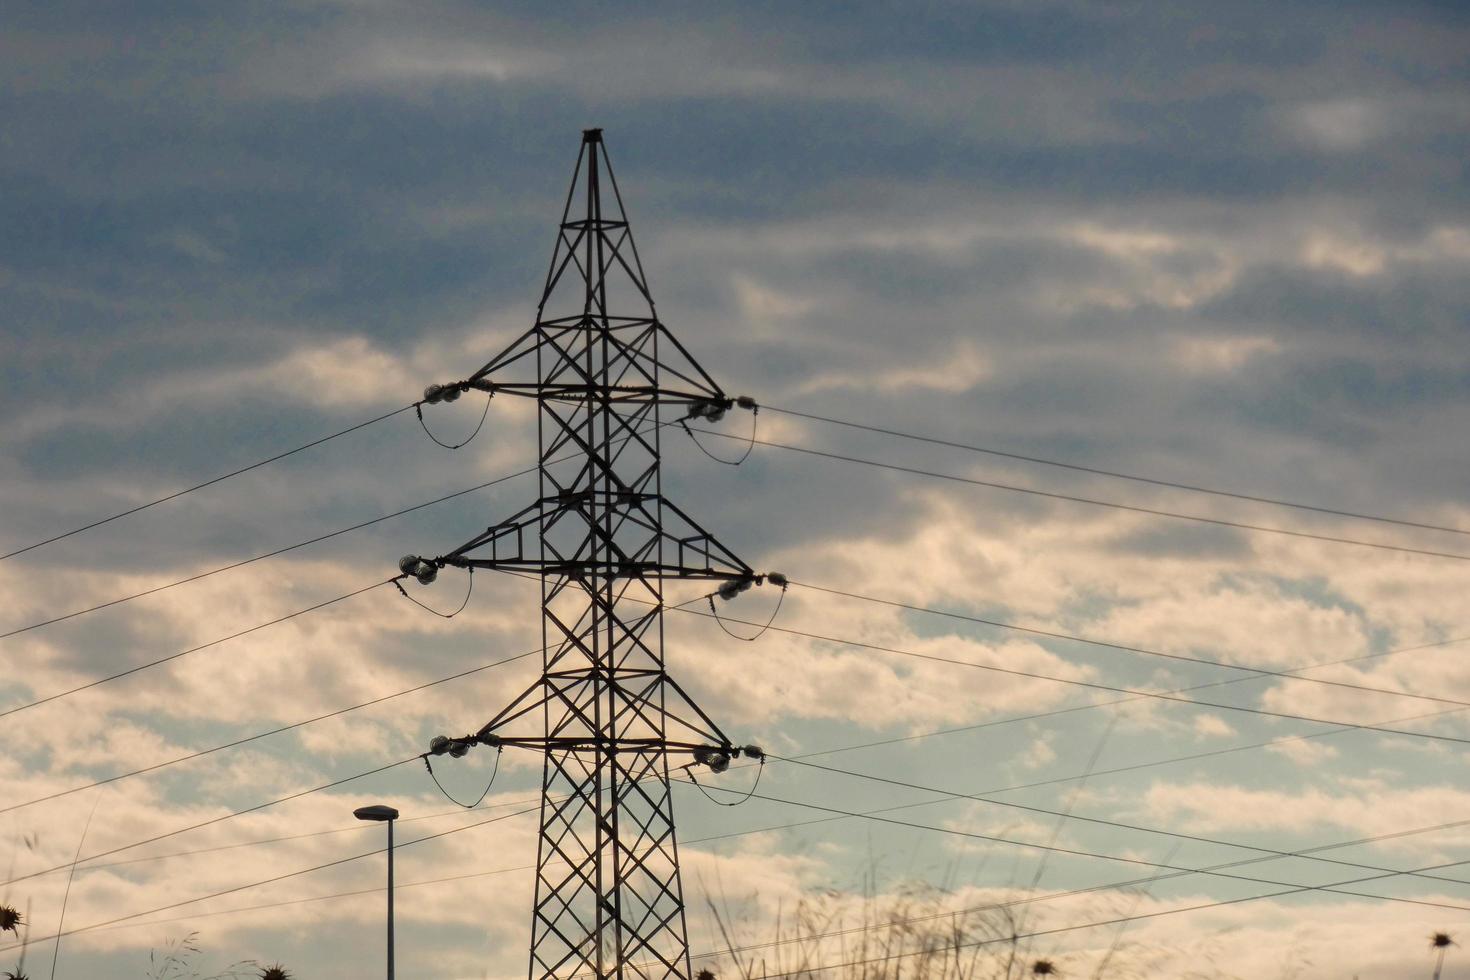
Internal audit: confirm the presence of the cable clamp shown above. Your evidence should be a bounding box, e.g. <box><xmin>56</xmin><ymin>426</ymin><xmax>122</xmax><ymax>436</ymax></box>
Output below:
<box><xmin>417</xmin><ymin>379</ymin><xmax>492</xmax><ymax>449</ymax></box>
<box><xmin>717</xmin><ymin>575</ymin><xmax>756</xmax><ymax>601</ymax></box>
<box><xmin>429</xmin><ymin>733</ymin><xmax>493</xmax><ymax>758</ymax></box>
<box><xmin>709</xmin><ymin>577</ymin><xmax>787</xmax><ymax>641</ymax></box>
<box><xmin>397</xmin><ymin>555</ymin><xmax>439</xmax><ymax>585</ymax></box>
<box><xmin>685</xmin><ymin>396</ymin><xmax>733</xmax><ymax>422</ymax></box>
<box><xmin>682</xmin><ymin>397</ymin><xmax>759</xmax><ymax>465</ymax></box>
<box><xmin>422</xmin><ymin>379</ymin><xmax>483</xmax><ymax>405</ymax></box>
<box><xmin>692</xmin><ymin>744</ymin><xmax>732</xmax><ymax>773</ymax></box>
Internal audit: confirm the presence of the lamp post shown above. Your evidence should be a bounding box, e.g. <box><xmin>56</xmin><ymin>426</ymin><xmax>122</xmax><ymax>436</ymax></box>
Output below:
<box><xmin>354</xmin><ymin>804</ymin><xmax>400</xmax><ymax>980</ymax></box>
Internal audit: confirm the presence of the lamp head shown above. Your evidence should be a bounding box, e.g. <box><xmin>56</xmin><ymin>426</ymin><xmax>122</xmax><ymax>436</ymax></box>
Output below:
<box><xmin>353</xmin><ymin>804</ymin><xmax>399</xmax><ymax>822</ymax></box>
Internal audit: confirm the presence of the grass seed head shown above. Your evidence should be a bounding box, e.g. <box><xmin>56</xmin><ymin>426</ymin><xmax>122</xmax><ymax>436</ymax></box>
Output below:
<box><xmin>0</xmin><ymin>905</ymin><xmax>21</xmax><ymax>935</ymax></box>
<box><xmin>259</xmin><ymin>966</ymin><xmax>293</xmax><ymax>980</ymax></box>
<box><xmin>1432</xmin><ymin>931</ymin><xmax>1456</xmax><ymax>949</ymax></box>
<box><xmin>1031</xmin><ymin>958</ymin><xmax>1059</xmax><ymax>976</ymax></box>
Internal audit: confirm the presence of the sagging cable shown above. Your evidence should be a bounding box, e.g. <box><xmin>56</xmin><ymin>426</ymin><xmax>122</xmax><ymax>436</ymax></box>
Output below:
<box><xmin>709</xmin><ymin>572</ymin><xmax>787</xmax><ymax>641</ymax></box>
<box><xmin>394</xmin><ymin>567</ymin><xmax>473</xmax><ymax>619</ymax></box>
<box><xmin>684</xmin><ymin>746</ymin><xmax>765</xmax><ymax>808</ymax></box>
<box><xmin>423</xmin><ymin>742</ymin><xmax>502</xmax><ymax>809</ymax></box>
<box><xmin>681</xmin><ymin>395</ymin><xmax>759</xmax><ymax>466</ymax></box>
<box><xmin>417</xmin><ymin>382</ymin><xmax>492</xmax><ymax>450</ymax></box>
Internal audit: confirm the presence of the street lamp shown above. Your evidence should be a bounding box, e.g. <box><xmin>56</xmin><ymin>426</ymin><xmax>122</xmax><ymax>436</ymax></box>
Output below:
<box><xmin>354</xmin><ymin>804</ymin><xmax>400</xmax><ymax>980</ymax></box>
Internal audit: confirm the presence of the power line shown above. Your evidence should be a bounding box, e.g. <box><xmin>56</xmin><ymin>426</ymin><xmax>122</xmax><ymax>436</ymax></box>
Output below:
<box><xmin>82</xmin><ymin>863</ymin><xmax>534</xmax><ymax>934</ymax></box>
<box><xmin>9</xmin><ymin>550</ymin><xmax>1457</xmax><ymax>738</ymax></box>
<box><xmin>683</xmin><ymin>855</ymin><xmax>1470</xmax><ymax>970</ymax></box>
<box><xmin>0</xmin><ymin>646</ymin><xmax>539</xmax><ymax>818</ymax></box>
<box><xmin>49</xmin><ymin>783</ymin><xmax>714</xmax><ymax>939</ymax></box>
<box><xmin>75</xmin><ymin>805</ymin><xmax>853</xmax><ymax>934</ymax></box>
<box><xmin>0</xmin><ymin>578</ymin><xmax>392</xmax><ymax>721</ymax></box>
<box><xmin>770</xmin><ymin>755</ymin><xmax>1470</xmax><ymax>888</ymax></box>
<box><xmin>688</xmin><ymin>427</ymin><xmax>1470</xmax><ymax>563</ymax></box>
<box><xmin>55</xmin><ymin>755</ymin><xmax>1470</xmax><ymax>953</ymax></box>
<box><xmin>582</xmin><ymin>777</ymin><xmax>1470</xmax><ymax>978</ymax></box>
<box><xmin>753</xmin><ymin>692</ymin><xmax>1470</xmax><ymax>886</ymax></box>
<box><xmin>919</xmin><ymin>701</ymin><xmax>1465</xmax><ymax>800</ymax></box>
<box><xmin>4</xmin><ymin>565</ymin><xmax>1462</xmax><ymax>936</ymax></box>
<box><xmin>14</xmin><ymin>708</ymin><xmax>1446</xmax><ymax>969</ymax></box>
<box><xmin>10</xmin><ymin>743</ymin><xmax>562</xmax><ymax>884</ymax></box>
<box><xmin>763</xmin><ymin>404</ymin><xmax>1470</xmax><ymax>539</ymax></box>
<box><xmin>0</xmin><ymin>695</ymin><xmax>1325</xmax><ymax>881</ymax></box>
<box><xmin>679</xmin><ymin>817</ymin><xmax>1470</xmax><ymax>969</ymax></box>
<box><xmin>728</xmin><ymin>747</ymin><xmax>1470</xmax><ymax>908</ymax></box>
<box><xmin>9</xmin><ymin>392</ymin><xmax>1452</xmax><ymax>575</ymax></box>
<box><xmin>0</xmin><ymin>759</ymin><xmax>537</xmax><ymax>889</ymax></box>
<box><xmin>678</xmin><ymin>789</ymin><xmax>1470</xmax><ymax>975</ymax></box>
<box><xmin>672</xmin><ymin>604</ymin><xmax>1470</xmax><ymax>749</ymax></box>
<box><xmin>94</xmin><ymin>707</ymin><xmax>1470</xmax><ymax>951</ymax></box>
<box><xmin>1</xmin><ymin>404</ymin><xmax>416</xmax><ymax>562</ymax></box>
<box><xmin>788</xmin><ymin>579</ymin><xmax>1470</xmax><ymax>710</ymax></box>
<box><xmin>700</xmin><ymin>884</ymin><xmax>1420</xmax><ymax>977</ymax></box>
<box><xmin>72</xmin><ymin>811</ymin><xmax>1470</xmax><ymax>961</ymax></box>
<box><xmin>2</xmin><ymin>801</ymin><xmax>544</xmax><ymax>951</ymax></box>
<box><xmin>18</xmin><ymin>750</ymin><xmax>1470</xmax><ymax>952</ymax></box>
<box><xmin>620</xmin><ymin>574</ymin><xmax>1470</xmax><ymax>748</ymax></box>
<box><xmin>19</xmin><ymin>665</ymin><xmax>1460</xmax><ymax>966</ymax></box>
<box><xmin>0</xmin><ymin>419</ymin><xmax>678</xmax><ymax>643</ymax></box>
<box><xmin>1</xmin><ymin>424</ymin><xmax>1450</xmax><ymax>860</ymax></box>
<box><xmin>779</xmin><ymin>628</ymin><xmax>1470</xmax><ymax>806</ymax></box>
<box><xmin>805</xmin><ymin>678</ymin><xmax>1463</xmax><ymax>766</ymax></box>
<box><xmin>0</xmin><ymin>466</ymin><xmax>538</xmax><ymax>641</ymax></box>
<box><xmin>6</xmin><ymin>424</ymin><xmax>1442</xmax><ymax>733</ymax></box>
<box><xmin>2</xmin><ymin>756</ymin><xmax>419</xmax><ymax>887</ymax></box>
<box><xmin>72</xmin><ymin>799</ymin><xmax>534</xmax><ymax>875</ymax></box>
<box><xmin>0</xmin><ymin>567</ymin><xmax>1452</xmax><ymax>887</ymax></box>
<box><xmin>25</xmin><ymin>673</ymin><xmax>1462</xmax><ymax>887</ymax></box>
<box><xmin>12</xmin><ymin>723</ymin><xmax>854</xmax><ymax>945</ymax></box>
<box><xmin>683</xmin><ymin>781</ymin><xmax>1470</xmax><ymax>913</ymax></box>
<box><xmin>648</xmin><ymin>577</ymin><xmax>1470</xmax><ymax>774</ymax></box>
<box><xmin>17</xmin><ymin>700</ymin><xmax>1470</xmax><ymax>949</ymax></box>
<box><xmin>90</xmin><ymin>699</ymin><xmax>1447</xmax><ymax>944</ymax></box>
<box><xmin>17</xmin><ymin>813</ymin><xmax>934</xmax><ymax>939</ymax></box>
<box><xmin>12</xmin><ymin>578</ymin><xmax>1457</xmax><ymax>883</ymax></box>
<box><xmin>0</xmin><ymin>588</ymin><xmax>717</xmax><ymax>881</ymax></box>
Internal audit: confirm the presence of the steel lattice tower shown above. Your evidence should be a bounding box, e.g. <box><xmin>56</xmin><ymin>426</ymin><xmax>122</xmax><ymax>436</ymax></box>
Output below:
<box><xmin>404</xmin><ymin>129</ymin><xmax>766</xmax><ymax>980</ymax></box>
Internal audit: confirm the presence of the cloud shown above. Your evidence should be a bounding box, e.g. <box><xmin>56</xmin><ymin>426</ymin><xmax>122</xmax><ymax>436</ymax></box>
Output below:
<box><xmin>1170</xmin><ymin>333</ymin><xmax>1281</xmax><ymax>374</ymax></box>
<box><xmin>1267</xmin><ymin>737</ymin><xmax>1338</xmax><ymax>766</ymax></box>
<box><xmin>1133</xmin><ymin>779</ymin><xmax>1470</xmax><ymax>853</ymax></box>
<box><xmin>1191</xmin><ymin>714</ymin><xmax>1235</xmax><ymax>739</ymax></box>
<box><xmin>7</xmin><ymin>2</ymin><xmax>1470</xmax><ymax>976</ymax></box>
<box><xmin>1281</xmin><ymin>97</ymin><xmax>1389</xmax><ymax>150</ymax></box>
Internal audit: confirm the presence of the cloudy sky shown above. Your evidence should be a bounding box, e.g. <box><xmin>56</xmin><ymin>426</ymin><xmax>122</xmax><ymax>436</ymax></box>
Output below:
<box><xmin>4</xmin><ymin>2</ymin><xmax>1470</xmax><ymax>977</ymax></box>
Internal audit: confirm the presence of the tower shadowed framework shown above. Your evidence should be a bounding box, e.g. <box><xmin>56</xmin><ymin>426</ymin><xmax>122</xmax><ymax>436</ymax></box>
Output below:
<box><xmin>409</xmin><ymin>129</ymin><xmax>765</xmax><ymax>980</ymax></box>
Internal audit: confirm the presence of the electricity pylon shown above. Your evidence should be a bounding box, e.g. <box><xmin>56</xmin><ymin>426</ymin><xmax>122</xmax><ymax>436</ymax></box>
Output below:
<box><xmin>401</xmin><ymin>129</ymin><xmax>772</xmax><ymax>980</ymax></box>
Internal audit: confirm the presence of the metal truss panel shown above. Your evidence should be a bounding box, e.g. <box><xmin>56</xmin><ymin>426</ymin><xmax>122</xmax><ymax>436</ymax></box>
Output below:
<box><xmin>426</xmin><ymin>130</ymin><xmax>752</xmax><ymax>980</ymax></box>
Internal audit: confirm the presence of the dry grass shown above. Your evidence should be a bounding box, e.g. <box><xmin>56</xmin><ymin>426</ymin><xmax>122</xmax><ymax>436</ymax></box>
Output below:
<box><xmin>689</xmin><ymin>870</ymin><xmax>1282</xmax><ymax>980</ymax></box>
<box><xmin>144</xmin><ymin>932</ymin><xmax>258</xmax><ymax>980</ymax></box>
<box><xmin>699</xmin><ymin>878</ymin><xmax>1096</xmax><ymax>980</ymax></box>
